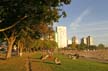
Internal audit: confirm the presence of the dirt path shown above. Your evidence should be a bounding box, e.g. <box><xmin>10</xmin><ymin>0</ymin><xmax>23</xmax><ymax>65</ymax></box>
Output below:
<box><xmin>30</xmin><ymin>58</ymin><xmax>53</xmax><ymax>71</ymax></box>
<box><xmin>25</xmin><ymin>56</ymin><xmax>32</xmax><ymax>71</ymax></box>
<box><xmin>25</xmin><ymin>53</ymin><xmax>53</xmax><ymax>71</ymax></box>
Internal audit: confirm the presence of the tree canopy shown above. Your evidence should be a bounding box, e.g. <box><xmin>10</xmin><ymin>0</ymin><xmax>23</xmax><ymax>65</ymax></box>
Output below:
<box><xmin>0</xmin><ymin>0</ymin><xmax>71</xmax><ymax>30</ymax></box>
<box><xmin>0</xmin><ymin>0</ymin><xmax>71</xmax><ymax>58</ymax></box>
<box><xmin>0</xmin><ymin>0</ymin><xmax>72</xmax><ymax>40</ymax></box>
<box><xmin>98</xmin><ymin>43</ymin><xmax>105</xmax><ymax>49</ymax></box>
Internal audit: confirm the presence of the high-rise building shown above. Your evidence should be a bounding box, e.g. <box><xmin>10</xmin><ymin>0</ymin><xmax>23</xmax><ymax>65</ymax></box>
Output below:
<box><xmin>71</xmin><ymin>36</ymin><xmax>79</xmax><ymax>48</ymax></box>
<box><xmin>81</xmin><ymin>37</ymin><xmax>87</xmax><ymax>44</ymax></box>
<box><xmin>72</xmin><ymin>36</ymin><xmax>79</xmax><ymax>44</ymax></box>
<box><xmin>81</xmin><ymin>36</ymin><xmax>93</xmax><ymax>46</ymax></box>
<box><xmin>56</xmin><ymin>26</ymin><xmax>67</xmax><ymax>48</ymax></box>
<box><xmin>87</xmin><ymin>36</ymin><xmax>93</xmax><ymax>46</ymax></box>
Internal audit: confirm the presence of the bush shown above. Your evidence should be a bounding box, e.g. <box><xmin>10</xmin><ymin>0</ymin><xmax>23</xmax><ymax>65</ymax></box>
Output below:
<box><xmin>97</xmin><ymin>43</ymin><xmax>105</xmax><ymax>49</ymax></box>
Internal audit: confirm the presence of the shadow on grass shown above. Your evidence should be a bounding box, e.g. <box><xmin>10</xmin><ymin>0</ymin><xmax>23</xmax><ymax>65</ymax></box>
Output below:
<box><xmin>43</xmin><ymin>61</ymin><xmax>62</xmax><ymax>66</ymax></box>
<box><xmin>31</xmin><ymin>57</ymin><xmax>41</xmax><ymax>60</ymax></box>
<box><xmin>43</xmin><ymin>61</ymin><xmax>55</xmax><ymax>65</ymax></box>
<box><xmin>31</xmin><ymin>60</ymin><xmax>41</xmax><ymax>62</ymax></box>
<box><xmin>31</xmin><ymin>57</ymin><xmax>55</xmax><ymax>64</ymax></box>
<box><xmin>30</xmin><ymin>57</ymin><xmax>61</xmax><ymax>65</ymax></box>
<box><xmin>30</xmin><ymin>57</ymin><xmax>41</xmax><ymax>63</ymax></box>
<box><xmin>0</xmin><ymin>57</ymin><xmax>6</xmax><ymax>60</ymax></box>
<box><xmin>31</xmin><ymin>59</ymin><xmax>56</xmax><ymax>65</ymax></box>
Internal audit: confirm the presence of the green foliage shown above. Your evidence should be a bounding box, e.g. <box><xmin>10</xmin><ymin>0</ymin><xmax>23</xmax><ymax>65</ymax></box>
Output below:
<box><xmin>0</xmin><ymin>0</ymin><xmax>71</xmax><ymax>39</ymax></box>
<box><xmin>0</xmin><ymin>0</ymin><xmax>71</xmax><ymax>41</ymax></box>
<box><xmin>0</xmin><ymin>0</ymin><xmax>71</xmax><ymax>27</ymax></box>
<box><xmin>88</xmin><ymin>45</ymin><xmax>97</xmax><ymax>50</ymax></box>
<box><xmin>77</xmin><ymin>42</ymin><xmax>87</xmax><ymax>50</ymax></box>
<box><xmin>97</xmin><ymin>43</ymin><xmax>105</xmax><ymax>49</ymax></box>
<box><xmin>77</xmin><ymin>43</ymin><xmax>96</xmax><ymax>50</ymax></box>
<box><xmin>0</xmin><ymin>0</ymin><xmax>71</xmax><ymax>56</ymax></box>
<box><xmin>32</xmin><ymin>39</ymin><xmax>58</xmax><ymax>50</ymax></box>
<box><xmin>71</xmin><ymin>42</ymin><xmax>77</xmax><ymax>48</ymax></box>
<box><xmin>45</xmin><ymin>40</ymin><xmax>58</xmax><ymax>49</ymax></box>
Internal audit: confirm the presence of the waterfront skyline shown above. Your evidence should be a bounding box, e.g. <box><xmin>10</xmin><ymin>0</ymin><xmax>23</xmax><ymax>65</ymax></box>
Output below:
<box><xmin>54</xmin><ymin>0</ymin><xmax>108</xmax><ymax>46</ymax></box>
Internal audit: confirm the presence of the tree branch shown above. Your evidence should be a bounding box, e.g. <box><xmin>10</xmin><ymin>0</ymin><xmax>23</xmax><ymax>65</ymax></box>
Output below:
<box><xmin>2</xmin><ymin>32</ymin><xmax>9</xmax><ymax>41</ymax></box>
<box><xmin>0</xmin><ymin>15</ymin><xmax>27</xmax><ymax>32</ymax></box>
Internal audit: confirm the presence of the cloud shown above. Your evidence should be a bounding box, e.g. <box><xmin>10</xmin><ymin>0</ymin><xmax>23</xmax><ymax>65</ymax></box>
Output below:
<box><xmin>70</xmin><ymin>8</ymin><xmax>91</xmax><ymax>30</ymax></box>
<box><xmin>75</xmin><ymin>21</ymin><xmax>108</xmax><ymax>33</ymax></box>
<box><xmin>79</xmin><ymin>21</ymin><xmax>108</xmax><ymax>27</ymax></box>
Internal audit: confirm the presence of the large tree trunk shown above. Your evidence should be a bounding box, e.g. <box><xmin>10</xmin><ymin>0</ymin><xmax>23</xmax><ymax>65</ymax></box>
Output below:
<box><xmin>6</xmin><ymin>35</ymin><xmax>16</xmax><ymax>59</ymax></box>
<box><xmin>6</xmin><ymin>42</ymin><xmax>13</xmax><ymax>59</ymax></box>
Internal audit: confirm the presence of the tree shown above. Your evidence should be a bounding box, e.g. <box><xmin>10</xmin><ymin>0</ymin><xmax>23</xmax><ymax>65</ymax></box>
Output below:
<box><xmin>77</xmin><ymin>41</ymin><xmax>87</xmax><ymax>50</ymax></box>
<box><xmin>0</xmin><ymin>0</ymin><xmax>71</xmax><ymax>27</ymax></box>
<box><xmin>33</xmin><ymin>23</ymin><xmax>49</xmax><ymax>39</ymax></box>
<box><xmin>0</xmin><ymin>0</ymin><xmax>71</xmax><ymax>58</ymax></box>
<box><xmin>44</xmin><ymin>40</ymin><xmax>58</xmax><ymax>49</ymax></box>
<box><xmin>88</xmin><ymin>45</ymin><xmax>97</xmax><ymax>50</ymax></box>
<box><xmin>32</xmin><ymin>39</ymin><xmax>57</xmax><ymax>50</ymax></box>
<box><xmin>98</xmin><ymin>43</ymin><xmax>105</xmax><ymax>49</ymax></box>
<box><xmin>71</xmin><ymin>42</ymin><xmax>77</xmax><ymax>48</ymax></box>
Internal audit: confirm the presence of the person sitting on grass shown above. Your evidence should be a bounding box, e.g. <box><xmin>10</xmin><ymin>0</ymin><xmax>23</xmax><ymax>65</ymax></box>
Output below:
<box><xmin>40</xmin><ymin>49</ymin><xmax>61</xmax><ymax>65</ymax></box>
<box><xmin>41</xmin><ymin>54</ymin><xmax>49</xmax><ymax>61</ymax></box>
<box><xmin>41</xmin><ymin>49</ymin><xmax>53</xmax><ymax>61</ymax></box>
<box><xmin>54</xmin><ymin>57</ymin><xmax>61</xmax><ymax>65</ymax></box>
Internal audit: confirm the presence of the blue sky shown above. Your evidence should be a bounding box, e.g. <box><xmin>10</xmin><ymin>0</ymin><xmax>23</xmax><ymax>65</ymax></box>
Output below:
<box><xmin>54</xmin><ymin>0</ymin><xmax>108</xmax><ymax>46</ymax></box>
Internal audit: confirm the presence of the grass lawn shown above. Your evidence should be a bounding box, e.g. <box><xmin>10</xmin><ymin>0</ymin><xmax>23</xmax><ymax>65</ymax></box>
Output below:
<box><xmin>31</xmin><ymin>52</ymin><xmax>108</xmax><ymax>71</ymax></box>
<box><xmin>53</xmin><ymin>55</ymin><xmax>108</xmax><ymax>71</ymax></box>
<box><xmin>0</xmin><ymin>52</ymin><xmax>108</xmax><ymax>71</ymax></box>
<box><xmin>0</xmin><ymin>53</ymin><xmax>32</xmax><ymax>71</ymax></box>
<box><xmin>0</xmin><ymin>56</ymin><xmax>26</xmax><ymax>71</ymax></box>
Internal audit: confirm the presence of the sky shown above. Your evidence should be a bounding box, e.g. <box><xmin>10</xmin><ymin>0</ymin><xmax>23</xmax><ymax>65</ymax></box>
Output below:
<box><xmin>54</xmin><ymin>0</ymin><xmax>108</xmax><ymax>46</ymax></box>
